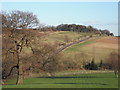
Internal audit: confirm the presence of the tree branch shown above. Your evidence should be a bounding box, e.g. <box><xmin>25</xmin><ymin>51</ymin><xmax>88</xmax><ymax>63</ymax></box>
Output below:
<box><xmin>3</xmin><ymin>65</ymin><xmax>19</xmax><ymax>79</ymax></box>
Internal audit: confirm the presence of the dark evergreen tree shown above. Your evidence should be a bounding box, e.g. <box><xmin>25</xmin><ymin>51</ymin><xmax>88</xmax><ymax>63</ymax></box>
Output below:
<box><xmin>84</xmin><ymin>59</ymin><xmax>98</xmax><ymax>70</ymax></box>
<box><xmin>99</xmin><ymin>60</ymin><xmax>103</xmax><ymax>68</ymax></box>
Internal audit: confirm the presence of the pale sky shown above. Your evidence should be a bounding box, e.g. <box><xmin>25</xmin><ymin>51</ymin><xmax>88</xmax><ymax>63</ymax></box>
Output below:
<box><xmin>1</xmin><ymin>2</ymin><xmax>118</xmax><ymax>35</ymax></box>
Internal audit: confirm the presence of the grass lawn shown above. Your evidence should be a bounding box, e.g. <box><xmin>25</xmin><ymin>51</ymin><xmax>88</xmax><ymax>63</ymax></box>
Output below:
<box><xmin>2</xmin><ymin>72</ymin><xmax>118</xmax><ymax>88</ymax></box>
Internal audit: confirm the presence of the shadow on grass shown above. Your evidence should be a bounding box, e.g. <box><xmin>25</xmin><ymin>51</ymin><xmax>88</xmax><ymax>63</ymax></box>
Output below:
<box><xmin>22</xmin><ymin>82</ymin><xmax>108</xmax><ymax>86</ymax></box>
<box><xmin>36</xmin><ymin>76</ymin><xmax>99</xmax><ymax>79</ymax></box>
<box><xmin>2</xmin><ymin>82</ymin><xmax>108</xmax><ymax>86</ymax></box>
<box><xmin>54</xmin><ymin>83</ymin><xmax>108</xmax><ymax>85</ymax></box>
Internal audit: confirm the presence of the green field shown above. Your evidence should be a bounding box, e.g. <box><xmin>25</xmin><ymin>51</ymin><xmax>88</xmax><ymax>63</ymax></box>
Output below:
<box><xmin>3</xmin><ymin>72</ymin><xmax>118</xmax><ymax>88</ymax></box>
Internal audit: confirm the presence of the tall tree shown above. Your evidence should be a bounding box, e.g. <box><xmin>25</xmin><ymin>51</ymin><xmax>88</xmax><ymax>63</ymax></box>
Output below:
<box><xmin>2</xmin><ymin>10</ymin><xmax>39</xmax><ymax>29</ymax></box>
<box><xmin>106</xmin><ymin>52</ymin><xmax>119</xmax><ymax>78</ymax></box>
<box><xmin>2</xmin><ymin>10</ymin><xmax>39</xmax><ymax>85</ymax></box>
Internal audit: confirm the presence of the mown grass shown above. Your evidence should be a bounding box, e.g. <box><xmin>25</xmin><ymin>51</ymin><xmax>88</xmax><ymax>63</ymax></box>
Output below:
<box><xmin>3</xmin><ymin>72</ymin><xmax>118</xmax><ymax>88</ymax></box>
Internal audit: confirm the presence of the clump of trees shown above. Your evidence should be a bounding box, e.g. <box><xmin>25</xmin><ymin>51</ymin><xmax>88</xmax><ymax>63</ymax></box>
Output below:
<box><xmin>56</xmin><ymin>24</ymin><xmax>113</xmax><ymax>36</ymax></box>
<box><xmin>84</xmin><ymin>59</ymin><xmax>98</xmax><ymax>70</ymax></box>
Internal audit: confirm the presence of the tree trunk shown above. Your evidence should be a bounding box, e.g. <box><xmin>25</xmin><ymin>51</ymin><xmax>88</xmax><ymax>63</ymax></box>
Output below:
<box><xmin>16</xmin><ymin>61</ymin><xmax>23</xmax><ymax>85</ymax></box>
<box><xmin>114</xmin><ymin>69</ymin><xmax>118</xmax><ymax>78</ymax></box>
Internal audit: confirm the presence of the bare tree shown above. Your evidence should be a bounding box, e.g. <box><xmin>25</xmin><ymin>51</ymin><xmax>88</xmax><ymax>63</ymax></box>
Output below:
<box><xmin>33</xmin><ymin>43</ymin><xmax>61</xmax><ymax>76</ymax></box>
<box><xmin>2</xmin><ymin>10</ymin><xmax>40</xmax><ymax>85</ymax></box>
<box><xmin>2</xmin><ymin>10</ymin><xmax>39</xmax><ymax>29</ymax></box>
<box><xmin>3</xmin><ymin>29</ymin><xmax>36</xmax><ymax>84</ymax></box>
<box><xmin>38</xmin><ymin>24</ymin><xmax>47</xmax><ymax>31</ymax></box>
<box><xmin>105</xmin><ymin>52</ymin><xmax>119</xmax><ymax>78</ymax></box>
<box><xmin>1</xmin><ymin>13</ymin><xmax>7</xmax><ymax>28</ymax></box>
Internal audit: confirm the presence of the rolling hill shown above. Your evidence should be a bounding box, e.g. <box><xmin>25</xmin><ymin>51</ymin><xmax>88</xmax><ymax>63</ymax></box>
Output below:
<box><xmin>61</xmin><ymin>36</ymin><xmax>118</xmax><ymax>65</ymax></box>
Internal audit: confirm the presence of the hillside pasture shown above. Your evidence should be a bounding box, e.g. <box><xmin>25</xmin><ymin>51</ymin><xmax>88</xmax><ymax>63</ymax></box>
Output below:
<box><xmin>42</xmin><ymin>31</ymin><xmax>98</xmax><ymax>44</ymax></box>
<box><xmin>62</xmin><ymin>36</ymin><xmax>118</xmax><ymax>64</ymax></box>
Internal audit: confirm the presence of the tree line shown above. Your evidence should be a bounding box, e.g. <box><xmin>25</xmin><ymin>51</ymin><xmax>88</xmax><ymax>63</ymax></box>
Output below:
<box><xmin>56</xmin><ymin>24</ymin><xmax>114</xmax><ymax>36</ymax></box>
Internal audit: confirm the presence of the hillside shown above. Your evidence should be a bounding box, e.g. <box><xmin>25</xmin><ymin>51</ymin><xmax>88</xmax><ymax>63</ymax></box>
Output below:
<box><xmin>39</xmin><ymin>31</ymin><xmax>118</xmax><ymax>69</ymax></box>
<box><xmin>2</xmin><ymin>28</ymin><xmax>118</xmax><ymax>79</ymax></box>
<box><xmin>41</xmin><ymin>31</ymin><xmax>98</xmax><ymax>44</ymax></box>
<box><xmin>61</xmin><ymin>36</ymin><xmax>118</xmax><ymax>65</ymax></box>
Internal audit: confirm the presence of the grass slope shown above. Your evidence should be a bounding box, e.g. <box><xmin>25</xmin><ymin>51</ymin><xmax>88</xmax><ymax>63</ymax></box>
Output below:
<box><xmin>62</xmin><ymin>36</ymin><xmax>118</xmax><ymax>63</ymax></box>
<box><xmin>42</xmin><ymin>31</ymin><xmax>98</xmax><ymax>43</ymax></box>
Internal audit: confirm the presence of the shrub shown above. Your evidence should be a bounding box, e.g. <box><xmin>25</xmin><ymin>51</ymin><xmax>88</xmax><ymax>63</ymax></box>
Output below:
<box><xmin>84</xmin><ymin>59</ymin><xmax>98</xmax><ymax>70</ymax></box>
<box><xmin>90</xmin><ymin>35</ymin><xmax>93</xmax><ymax>37</ymax></box>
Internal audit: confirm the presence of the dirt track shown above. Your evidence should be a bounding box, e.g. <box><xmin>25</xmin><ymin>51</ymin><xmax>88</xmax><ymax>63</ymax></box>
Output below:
<box><xmin>56</xmin><ymin>36</ymin><xmax>90</xmax><ymax>54</ymax></box>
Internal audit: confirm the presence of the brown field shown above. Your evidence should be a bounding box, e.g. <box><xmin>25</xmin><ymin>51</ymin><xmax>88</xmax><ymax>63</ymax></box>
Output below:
<box><xmin>95</xmin><ymin>36</ymin><xmax>118</xmax><ymax>44</ymax></box>
<box><xmin>87</xmin><ymin>37</ymin><xmax>118</xmax><ymax>50</ymax></box>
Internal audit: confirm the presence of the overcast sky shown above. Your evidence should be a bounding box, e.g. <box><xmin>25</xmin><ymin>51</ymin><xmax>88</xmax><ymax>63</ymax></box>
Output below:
<box><xmin>1</xmin><ymin>2</ymin><xmax>118</xmax><ymax>35</ymax></box>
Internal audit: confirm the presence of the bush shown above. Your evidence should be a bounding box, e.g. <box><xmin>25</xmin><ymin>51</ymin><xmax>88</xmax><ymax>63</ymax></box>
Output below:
<box><xmin>84</xmin><ymin>59</ymin><xmax>98</xmax><ymax>70</ymax></box>
<box><xmin>90</xmin><ymin>35</ymin><xmax>93</xmax><ymax>37</ymax></box>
